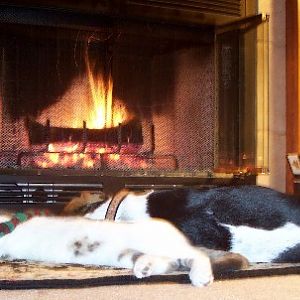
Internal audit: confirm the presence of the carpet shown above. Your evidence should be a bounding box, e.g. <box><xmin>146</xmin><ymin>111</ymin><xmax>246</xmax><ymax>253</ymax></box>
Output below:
<box><xmin>0</xmin><ymin>260</ymin><xmax>300</xmax><ymax>290</ymax></box>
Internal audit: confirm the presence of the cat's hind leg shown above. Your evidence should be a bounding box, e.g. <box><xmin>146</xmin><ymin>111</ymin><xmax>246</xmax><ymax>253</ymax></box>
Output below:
<box><xmin>133</xmin><ymin>254</ymin><xmax>178</xmax><ymax>279</ymax></box>
<box><xmin>117</xmin><ymin>250</ymin><xmax>179</xmax><ymax>279</ymax></box>
<box><xmin>133</xmin><ymin>251</ymin><xmax>213</xmax><ymax>287</ymax></box>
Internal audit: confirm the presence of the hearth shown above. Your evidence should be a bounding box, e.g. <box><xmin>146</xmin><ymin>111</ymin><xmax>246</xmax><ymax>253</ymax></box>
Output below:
<box><xmin>0</xmin><ymin>2</ymin><xmax>268</xmax><ymax>204</ymax></box>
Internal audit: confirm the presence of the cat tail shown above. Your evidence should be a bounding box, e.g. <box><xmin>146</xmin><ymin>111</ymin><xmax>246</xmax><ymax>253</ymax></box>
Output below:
<box><xmin>200</xmin><ymin>247</ymin><xmax>249</xmax><ymax>273</ymax></box>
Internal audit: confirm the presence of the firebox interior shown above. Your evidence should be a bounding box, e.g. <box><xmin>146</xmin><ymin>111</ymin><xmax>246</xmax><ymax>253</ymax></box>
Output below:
<box><xmin>1</xmin><ymin>19</ymin><xmax>219</xmax><ymax>172</ymax></box>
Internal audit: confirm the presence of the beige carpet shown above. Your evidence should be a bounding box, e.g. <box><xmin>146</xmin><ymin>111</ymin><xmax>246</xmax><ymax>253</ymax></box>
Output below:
<box><xmin>0</xmin><ymin>261</ymin><xmax>299</xmax><ymax>299</ymax></box>
<box><xmin>0</xmin><ymin>259</ymin><xmax>300</xmax><ymax>289</ymax></box>
<box><xmin>0</xmin><ymin>275</ymin><xmax>299</xmax><ymax>300</ymax></box>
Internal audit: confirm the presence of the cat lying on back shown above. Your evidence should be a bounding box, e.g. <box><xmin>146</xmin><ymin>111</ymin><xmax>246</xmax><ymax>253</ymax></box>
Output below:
<box><xmin>64</xmin><ymin>185</ymin><xmax>300</xmax><ymax>263</ymax></box>
<box><xmin>0</xmin><ymin>216</ymin><xmax>213</xmax><ymax>287</ymax></box>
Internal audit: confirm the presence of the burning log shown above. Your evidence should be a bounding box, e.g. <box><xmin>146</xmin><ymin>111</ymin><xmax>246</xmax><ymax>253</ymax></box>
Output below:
<box><xmin>26</xmin><ymin>118</ymin><xmax>143</xmax><ymax>145</ymax></box>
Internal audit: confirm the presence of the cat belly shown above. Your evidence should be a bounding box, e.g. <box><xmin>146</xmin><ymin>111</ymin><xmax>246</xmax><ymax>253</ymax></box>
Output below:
<box><xmin>0</xmin><ymin>217</ymin><xmax>198</xmax><ymax>264</ymax></box>
<box><xmin>0</xmin><ymin>216</ymin><xmax>213</xmax><ymax>286</ymax></box>
<box><xmin>224</xmin><ymin>222</ymin><xmax>300</xmax><ymax>262</ymax></box>
<box><xmin>0</xmin><ymin>217</ymin><xmax>124</xmax><ymax>266</ymax></box>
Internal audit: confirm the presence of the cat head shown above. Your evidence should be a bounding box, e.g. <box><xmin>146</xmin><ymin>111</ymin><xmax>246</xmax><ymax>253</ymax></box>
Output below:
<box><xmin>62</xmin><ymin>191</ymin><xmax>109</xmax><ymax>217</ymax></box>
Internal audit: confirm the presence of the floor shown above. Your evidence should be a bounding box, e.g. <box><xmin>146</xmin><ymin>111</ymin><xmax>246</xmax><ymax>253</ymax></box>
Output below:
<box><xmin>1</xmin><ymin>275</ymin><xmax>299</xmax><ymax>300</ymax></box>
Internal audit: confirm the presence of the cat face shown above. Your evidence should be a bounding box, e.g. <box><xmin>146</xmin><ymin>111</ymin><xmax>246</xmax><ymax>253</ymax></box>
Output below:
<box><xmin>62</xmin><ymin>191</ymin><xmax>108</xmax><ymax>216</ymax></box>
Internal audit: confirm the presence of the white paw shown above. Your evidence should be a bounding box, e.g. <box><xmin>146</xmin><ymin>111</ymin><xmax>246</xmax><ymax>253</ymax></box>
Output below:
<box><xmin>189</xmin><ymin>258</ymin><xmax>214</xmax><ymax>287</ymax></box>
<box><xmin>190</xmin><ymin>270</ymin><xmax>214</xmax><ymax>287</ymax></box>
<box><xmin>133</xmin><ymin>255</ymin><xmax>155</xmax><ymax>278</ymax></box>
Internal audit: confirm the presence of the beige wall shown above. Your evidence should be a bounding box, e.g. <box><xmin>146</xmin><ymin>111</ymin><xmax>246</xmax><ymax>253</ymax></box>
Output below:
<box><xmin>256</xmin><ymin>0</ymin><xmax>286</xmax><ymax>192</ymax></box>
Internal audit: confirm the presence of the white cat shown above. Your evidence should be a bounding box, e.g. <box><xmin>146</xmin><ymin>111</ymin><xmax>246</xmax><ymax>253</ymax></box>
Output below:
<box><xmin>0</xmin><ymin>216</ymin><xmax>213</xmax><ymax>287</ymax></box>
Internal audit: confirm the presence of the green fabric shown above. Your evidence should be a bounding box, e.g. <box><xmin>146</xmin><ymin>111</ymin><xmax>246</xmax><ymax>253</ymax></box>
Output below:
<box><xmin>0</xmin><ymin>210</ymin><xmax>52</xmax><ymax>238</ymax></box>
<box><xmin>3</xmin><ymin>221</ymin><xmax>15</xmax><ymax>232</ymax></box>
<box><xmin>14</xmin><ymin>212</ymin><xmax>29</xmax><ymax>223</ymax></box>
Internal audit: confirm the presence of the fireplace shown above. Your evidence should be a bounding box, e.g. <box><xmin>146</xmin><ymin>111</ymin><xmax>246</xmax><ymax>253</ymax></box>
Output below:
<box><xmin>0</xmin><ymin>2</ymin><xmax>268</xmax><ymax>204</ymax></box>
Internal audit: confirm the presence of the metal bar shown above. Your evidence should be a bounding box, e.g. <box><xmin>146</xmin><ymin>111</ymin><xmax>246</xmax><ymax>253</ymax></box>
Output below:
<box><xmin>216</xmin><ymin>14</ymin><xmax>267</xmax><ymax>35</ymax></box>
<box><xmin>0</xmin><ymin>199</ymin><xmax>69</xmax><ymax>204</ymax></box>
<box><xmin>0</xmin><ymin>191</ymin><xmax>81</xmax><ymax>195</ymax></box>
<box><xmin>117</xmin><ymin>123</ymin><xmax>122</xmax><ymax>152</ymax></box>
<box><xmin>150</xmin><ymin>123</ymin><xmax>155</xmax><ymax>154</ymax></box>
<box><xmin>16</xmin><ymin>183</ymin><xmax>103</xmax><ymax>188</ymax></box>
<box><xmin>124</xmin><ymin>183</ymin><xmax>219</xmax><ymax>190</ymax></box>
<box><xmin>82</xmin><ymin>121</ymin><xmax>87</xmax><ymax>151</ymax></box>
<box><xmin>45</xmin><ymin>119</ymin><xmax>50</xmax><ymax>146</ymax></box>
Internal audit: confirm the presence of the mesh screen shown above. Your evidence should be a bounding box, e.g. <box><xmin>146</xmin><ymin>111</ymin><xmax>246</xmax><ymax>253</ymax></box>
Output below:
<box><xmin>0</xmin><ymin>21</ymin><xmax>216</xmax><ymax>174</ymax></box>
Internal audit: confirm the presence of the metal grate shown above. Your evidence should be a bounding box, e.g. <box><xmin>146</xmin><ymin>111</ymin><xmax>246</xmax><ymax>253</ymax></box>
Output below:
<box><xmin>0</xmin><ymin>182</ymin><xmax>103</xmax><ymax>204</ymax></box>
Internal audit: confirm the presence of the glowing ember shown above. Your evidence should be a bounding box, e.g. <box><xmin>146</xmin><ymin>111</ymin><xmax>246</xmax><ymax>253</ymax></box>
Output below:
<box><xmin>26</xmin><ymin>142</ymin><xmax>176</xmax><ymax>171</ymax></box>
<box><xmin>108</xmin><ymin>153</ymin><xmax>120</xmax><ymax>161</ymax></box>
<box><xmin>33</xmin><ymin>142</ymin><xmax>143</xmax><ymax>169</ymax></box>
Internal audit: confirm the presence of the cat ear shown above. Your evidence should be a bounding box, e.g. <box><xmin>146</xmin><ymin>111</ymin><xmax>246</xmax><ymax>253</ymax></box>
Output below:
<box><xmin>61</xmin><ymin>191</ymin><xmax>107</xmax><ymax>216</ymax></box>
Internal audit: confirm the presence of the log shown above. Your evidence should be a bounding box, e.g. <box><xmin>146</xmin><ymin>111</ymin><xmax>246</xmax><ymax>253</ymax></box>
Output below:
<box><xmin>26</xmin><ymin>118</ymin><xmax>143</xmax><ymax>145</ymax></box>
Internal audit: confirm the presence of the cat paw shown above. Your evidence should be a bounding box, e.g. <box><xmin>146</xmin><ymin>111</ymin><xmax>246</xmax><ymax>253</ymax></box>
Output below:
<box><xmin>189</xmin><ymin>258</ymin><xmax>214</xmax><ymax>287</ymax></box>
<box><xmin>189</xmin><ymin>270</ymin><xmax>214</xmax><ymax>287</ymax></box>
<box><xmin>133</xmin><ymin>255</ymin><xmax>155</xmax><ymax>278</ymax></box>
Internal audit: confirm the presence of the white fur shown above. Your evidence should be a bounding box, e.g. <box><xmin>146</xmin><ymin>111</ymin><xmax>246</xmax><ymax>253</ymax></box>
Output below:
<box><xmin>116</xmin><ymin>192</ymin><xmax>151</xmax><ymax>221</ymax></box>
<box><xmin>0</xmin><ymin>210</ymin><xmax>13</xmax><ymax>222</ymax></box>
<box><xmin>224</xmin><ymin>222</ymin><xmax>300</xmax><ymax>262</ymax></box>
<box><xmin>0</xmin><ymin>215</ymin><xmax>11</xmax><ymax>223</ymax></box>
<box><xmin>85</xmin><ymin>200</ymin><xmax>110</xmax><ymax>220</ymax></box>
<box><xmin>0</xmin><ymin>217</ymin><xmax>213</xmax><ymax>286</ymax></box>
<box><xmin>86</xmin><ymin>192</ymin><xmax>151</xmax><ymax>222</ymax></box>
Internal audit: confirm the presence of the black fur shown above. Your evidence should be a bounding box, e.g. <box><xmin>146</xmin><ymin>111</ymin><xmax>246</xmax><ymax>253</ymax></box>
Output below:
<box><xmin>273</xmin><ymin>243</ymin><xmax>300</xmax><ymax>263</ymax></box>
<box><xmin>146</xmin><ymin>185</ymin><xmax>300</xmax><ymax>260</ymax></box>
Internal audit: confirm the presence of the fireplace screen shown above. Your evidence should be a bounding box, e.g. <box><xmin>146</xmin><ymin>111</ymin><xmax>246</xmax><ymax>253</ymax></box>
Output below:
<box><xmin>0</xmin><ymin>10</ymin><xmax>269</xmax><ymax>176</ymax></box>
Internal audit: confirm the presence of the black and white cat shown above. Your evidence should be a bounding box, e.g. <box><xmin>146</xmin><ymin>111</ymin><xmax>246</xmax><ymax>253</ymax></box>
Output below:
<box><xmin>70</xmin><ymin>185</ymin><xmax>300</xmax><ymax>263</ymax></box>
<box><xmin>0</xmin><ymin>216</ymin><xmax>213</xmax><ymax>287</ymax></box>
<box><xmin>0</xmin><ymin>184</ymin><xmax>297</xmax><ymax>286</ymax></box>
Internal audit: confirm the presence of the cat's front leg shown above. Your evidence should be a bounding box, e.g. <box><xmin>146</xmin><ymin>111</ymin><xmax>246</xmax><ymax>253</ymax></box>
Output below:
<box><xmin>180</xmin><ymin>250</ymin><xmax>214</xmax><ymax>287</ymax></box>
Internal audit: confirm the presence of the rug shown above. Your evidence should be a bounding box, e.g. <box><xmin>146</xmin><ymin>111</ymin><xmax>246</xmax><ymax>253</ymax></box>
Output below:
<box><xmin>0</xmin><ymin>260</ymin><xmax>300</xmax><ymax>290</ymax></box>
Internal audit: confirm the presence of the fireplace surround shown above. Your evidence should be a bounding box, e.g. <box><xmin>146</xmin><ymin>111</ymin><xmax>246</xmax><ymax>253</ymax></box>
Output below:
<box><xmin>0</xmin><ymin>1</ymin><xmax>268</xmax><ymax>204</ymax></box>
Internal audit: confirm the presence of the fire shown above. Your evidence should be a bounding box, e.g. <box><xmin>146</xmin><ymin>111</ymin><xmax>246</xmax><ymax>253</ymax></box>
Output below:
<box><xmin>35</xmin><ymin>44</ymin><xmax>131</xmax><ymax>130</ymax></box>
<box><xmin>84</xmin><ymin>44</ymin><xmax>130</xmax><ymax>129</ymax></box>
<box><xmin>30</xmin><ymin>39</ymin><xmax>144</xmax><ymax>169</ymax></box>
<box><xmin>85</xmin><ymin>63</ymin><xmax>128</xmax><ymax>129</ymax></box>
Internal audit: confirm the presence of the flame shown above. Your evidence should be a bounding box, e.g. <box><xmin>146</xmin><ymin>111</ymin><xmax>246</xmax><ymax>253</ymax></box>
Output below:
<box><xmin>36</xmin><ymin>44</ymin><xmax>131</xmax><ymax>130</ymax></box>
<box><xmin>85</xmin><ymin>46</ymin><xmax>130</xmax><ymax>129</ymax></box>
<box><xmin>85</xmin><ymin>67</ymin><xmax>115</xmax><ymax>129</ymax></box>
